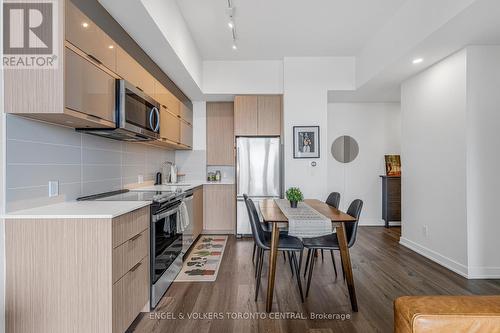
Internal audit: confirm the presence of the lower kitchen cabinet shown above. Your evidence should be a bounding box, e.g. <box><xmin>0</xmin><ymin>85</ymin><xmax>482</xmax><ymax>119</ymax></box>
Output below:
<box><xmin>203</xmin><ymin>184</ymin><xmax>236</xmax><ymax>234</ymax></box>
<box><xmin>193</xmin><ymin>186</ymin><xmax>204</xmax><ymax>240</ymax></box>
<box><xmin>5</xmin><ymin>206</ymin><xmax>150</xmax><ymax>333</ymax></box>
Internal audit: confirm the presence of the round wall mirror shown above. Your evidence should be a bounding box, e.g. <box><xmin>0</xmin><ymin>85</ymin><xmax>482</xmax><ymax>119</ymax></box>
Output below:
<box><xmin>331</xmin><ymin>136</ymin><xmax>359</xmax><ymax>163</ymax></box>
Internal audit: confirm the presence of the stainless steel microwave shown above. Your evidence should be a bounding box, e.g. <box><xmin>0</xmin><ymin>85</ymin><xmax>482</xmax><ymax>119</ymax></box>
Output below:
<box><xmin>78</xmin><ymin>80</ymin><xmax>160</xmax><ymax>142</ymax></box>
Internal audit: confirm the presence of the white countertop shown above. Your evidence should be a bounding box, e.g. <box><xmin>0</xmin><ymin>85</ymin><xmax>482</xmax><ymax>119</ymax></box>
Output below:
<box><xmin>4</xmin><ymin>200</ymin><xmax>151</xmax><ymax>219</ymax></box>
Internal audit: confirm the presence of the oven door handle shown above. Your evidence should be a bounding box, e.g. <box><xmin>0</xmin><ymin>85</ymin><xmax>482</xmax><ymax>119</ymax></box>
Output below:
<box><xmin>152</xmin><ymin>207</ymin><xmax>179</xmax><ymax>223</ymax></box>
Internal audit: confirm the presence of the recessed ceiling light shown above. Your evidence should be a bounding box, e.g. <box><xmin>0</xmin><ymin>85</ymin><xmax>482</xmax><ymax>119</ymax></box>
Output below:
<box><xmin>82</xmin><ymin>22</ymin><xmax>89</xmax><ymax>28</ymax></box>
<box><xmin>232</xmin><ymin>44</ymin><xmax>237</xmax><ymax>50</ymax></box>
<box><xmin>228</xmin><ymin>20</ymin><xmax>234</xmax><ymax>29</ymax></box>
<box><xmin>412</xmin><ymin>58</ymin><xmax>423</xmax><ymax>64</ymax></box>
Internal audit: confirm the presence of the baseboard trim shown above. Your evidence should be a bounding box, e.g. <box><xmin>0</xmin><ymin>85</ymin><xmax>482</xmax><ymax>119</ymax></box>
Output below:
<box><xmin>467</xmin><ymin>266</ymin><xmax>500</xmax><ymax>279</ymax></box>
<box><xmin>399</xmin><ymin>237</ymin><xmax>469</xmax><ymax>278</ymax></box>
<box><xmin>359</xmin><ymin>218</ymin><xmax>401</xmax><ymax>227</ymax></box>
<box><xmin>202</xmin><ymin>229</ymin><xmax>234</xmax><ymax>235</ymax></box>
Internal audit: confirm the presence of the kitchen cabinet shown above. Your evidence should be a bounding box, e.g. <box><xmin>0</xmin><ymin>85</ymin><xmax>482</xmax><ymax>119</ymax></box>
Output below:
<box><xmin>65</xmin><ymin>47</ymin><xmax>116</xmax><ymax>124</ymax></box>
<box><xmin>160</xmin><ymin>107</ymin><xmax>181</xmax><ymax>144</ymax></box>
<box><xmin>5</xmin><ymin>206</ymin><xmax>150</xmax><ymax>333</ymax></box>
<box><xmin>234</xmin><ymin>95</ymin><xmax>282</xmax><ymax>136</ymax></box>
<box><xmin>116</xmin><ymin>46</ymin><xmax>155</xmax><ymax>97</ymax></box>
<box><xmin>206</xmin><ymin>102</ymin><xmax>235</xmax><ymax>166</ymax></box>
<box><xmin>65</xmin><ymin>1</ymin><xmax>117</xmax><ymax>72</ymax></box>
<box><xmin>234</xmin><ymin>96</ymin><xmax>258</xmax><ymax>135</ymax></box>
<box><xmin>204</xmin><ymin>185</ymin><xmax>236</xmax><ymax>234</ymax></box>
<box><xmin>180</xmin><ymin>102</ymin><xmax>193</xmax><ymax>125</ymax></box>
<box><xmin>192</xmin><ymin>186</ymin><xmax>204</xmax><ymax>240</ymax></box>
<box><xmin>155</xmin><ymin>80</ymin><xmax>180</xmax><ymax>116</ymax></box>
<box><xmin>180</xmin><ymin>121</ymin><xmax>193</xmax><ymax>148</ymax></box>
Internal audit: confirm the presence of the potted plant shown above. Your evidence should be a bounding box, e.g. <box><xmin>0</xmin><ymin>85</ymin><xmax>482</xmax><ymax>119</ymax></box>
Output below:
<box><xmin>286</xmin><ymin>187</ymin><xmax>303</xmax><ymax>208</ymax></box>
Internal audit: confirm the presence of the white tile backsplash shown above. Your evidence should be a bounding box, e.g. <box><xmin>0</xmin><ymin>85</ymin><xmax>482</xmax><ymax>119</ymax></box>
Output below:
<box><xmin>175</xmin><ymin>150</ymin><xmax>206</xmax><ymax>181</ymax></box>
<box><xmin>6</xmin><ymin>115</ymin><xmax>175</xmax><ymax>211</ymax></box>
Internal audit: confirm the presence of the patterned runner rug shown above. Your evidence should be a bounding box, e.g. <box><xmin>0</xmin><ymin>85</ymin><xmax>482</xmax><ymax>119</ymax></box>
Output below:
<box><xmin>175</xmin><ymin>235</ymin><xmax>228</xmax><ymax>282</ymax></box>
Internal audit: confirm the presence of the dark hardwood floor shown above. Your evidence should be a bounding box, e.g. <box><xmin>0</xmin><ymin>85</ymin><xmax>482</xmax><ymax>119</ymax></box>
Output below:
<box><xmin>131</xmin><ymin>227</ymin><xmax>500</xmax><ymax>333</ymax></box>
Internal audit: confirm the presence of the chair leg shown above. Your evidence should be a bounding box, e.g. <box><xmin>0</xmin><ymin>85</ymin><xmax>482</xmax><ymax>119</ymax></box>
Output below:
<box><xmin>254</xmin><ymin>248</ymin><xmax>264</xmax><ymax>301</ymax></box>
<box><xmin>306</xmin><ymin>251</ymin><xmax>316</xmax><ymax>298</ymax></box>
<box><xmin>287</xmin><ymin>251</ymin><xmax>294</xmax><ymax>277</ymax></box>
<box><xmin>255</xmin><ymin>248</ymin><xmax>263</xmax><ymax>278</ymax></box>
<box><xmin>283</xmin><ymin>251</ymin><xmax>286</xmax><ymax>263</ymax></box>
<box><xmin>298</xmin><ymin>249</ymin><xmax>304</xmax><ymax>272</ymax></box>
<box><xmin>304</xmin><ymin>249</ymin><xmax>312</xmax><ymax>278</ymax></box>
<box><xmin>330</xmin><ymin>250</ymin><xmax>338</xmax><ymax>278</ymax></box>
<box><xmin>252</xmin><ymin>242</ymin><xmax>256</xmax><ymax>263</ymax></box>
<box><xmin>291</xmin><ymin>252</ymin><xmax>304</xmax><ymax>302</ymax></box>
<box><xmin>321</xmin><ymin>249</ymin><xmax>324</xmax><ymax>261</ymax></box>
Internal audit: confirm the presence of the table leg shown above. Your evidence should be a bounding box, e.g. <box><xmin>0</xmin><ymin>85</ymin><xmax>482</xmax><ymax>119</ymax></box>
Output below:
<box><xmin>337</xmin><ymin>222</ymin><xmax>358</xmax><ymax>312</ymax></box>
<box><xmin>266</xmin><ymin>223</ymin><xmax>280</xmax><ymax>312</ymax></box>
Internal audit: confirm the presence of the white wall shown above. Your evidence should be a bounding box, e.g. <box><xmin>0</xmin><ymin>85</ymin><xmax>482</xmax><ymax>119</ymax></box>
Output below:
<box><xmin>5</xmin><ymin>116</ymin><xmax>175</xmax><ymax>212</ymax></box>
<box><xmin>283</xmin><ymin>57</ymin><xmax>355</xmax><ymax>200</ymax></box>
<box><xmin>203</xmin><ymin>60</ymin><xmax>283</xmax><ymax>94</ymax></box>
<box><xmin>327</xmin><ymin>103</ymin><xmax>401</xmax><ymax>225</ymax></box>
<box><xmin>465</xmin><ymin>46</ymin><xmax>500</xmax><ymax>278</ymax></box>
<box><xmin>400</xmin><ymin>50</ymin><xmax>468</xmax><ymax>276</ymax></box>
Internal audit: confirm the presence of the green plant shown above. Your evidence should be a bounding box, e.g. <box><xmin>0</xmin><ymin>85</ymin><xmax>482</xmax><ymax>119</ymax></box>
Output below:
<box><xmin>286</xmin><ymin>187</ymin><xmax>303</xmax><ymax>202</ymax></box>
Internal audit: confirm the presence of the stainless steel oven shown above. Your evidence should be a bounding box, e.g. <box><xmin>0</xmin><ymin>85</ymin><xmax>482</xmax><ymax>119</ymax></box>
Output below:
<box><xmin>78</xmin><ymin>80</ymin><xmax>160</xmax><ymax>142</ymax></box>
<box><xmin>150</xmin><ymin>196</ymin><xmax>184</xmax><ymax>308</ymax></box>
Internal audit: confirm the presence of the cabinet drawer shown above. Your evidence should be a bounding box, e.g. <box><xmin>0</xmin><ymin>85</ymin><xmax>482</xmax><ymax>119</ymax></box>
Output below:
<box><xmin>112</xmin><ymin>206</ymin><xmax>150</xmax><ymax>248</ymax></box>
<box><xmin>65</xmin><ymin>1</ymin><xmax>116</xmax><ymax>71</ymax></box>
<box><xmin>65</xmin><ymin>47</ymin><xmax>116</xmax><ymax>124</ymax></box>
<box><xmin>112</xmin><ymin>256</ymin><xmax>149</xmax><ymax>333</ymax></box>
<box><xmin>112</xmin><ymin>229</ymin><xmax>149</xmax><ymax>283</ymax></box>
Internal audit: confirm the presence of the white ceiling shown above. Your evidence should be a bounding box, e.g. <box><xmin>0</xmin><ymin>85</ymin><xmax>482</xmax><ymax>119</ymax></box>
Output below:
<box><xmin>176</xmin><ymin>0</ymin><xmax>408</xmax><ymax>60</ymax></box>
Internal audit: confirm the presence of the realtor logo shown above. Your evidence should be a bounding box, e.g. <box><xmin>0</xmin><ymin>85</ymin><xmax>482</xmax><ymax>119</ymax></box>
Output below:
<box><xmin>3</xmin><ymin>0</ymin><xmax>58</xmax><ymax>68</ymax></box>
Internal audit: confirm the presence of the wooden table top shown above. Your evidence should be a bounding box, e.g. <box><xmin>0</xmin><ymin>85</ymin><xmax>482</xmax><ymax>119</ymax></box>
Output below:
<box><xmin>259</xmin><ymin>199</ymin><xmax>356</xmax><ymax>223</ymax></box>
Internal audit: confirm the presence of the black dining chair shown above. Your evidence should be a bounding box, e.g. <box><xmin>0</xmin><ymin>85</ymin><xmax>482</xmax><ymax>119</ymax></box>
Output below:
<box><xmin>318</xmin><ymin>192</ymin><xmax>341</xmax><ymax>263</ymax></box>
<box><xmin>302</xmin><ymin>199</ymin><xmax>363</xmax><ymax>298</ymax></box>
<box><xmin>243</xmin><ymin>195</ymin><xmax>305</xmax><ymax>302</ymax></box>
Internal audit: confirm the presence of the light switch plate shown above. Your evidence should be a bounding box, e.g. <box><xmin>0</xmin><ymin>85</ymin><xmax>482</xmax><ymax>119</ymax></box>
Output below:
<box><xmin>48</xmin><ymin>181</ymin><xmax>59</xmax><ymax>197</ymax></box>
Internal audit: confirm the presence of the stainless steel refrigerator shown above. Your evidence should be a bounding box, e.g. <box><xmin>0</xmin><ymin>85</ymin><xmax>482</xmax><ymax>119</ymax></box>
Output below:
<box><xmin>236</xmin><ymin>137</ymin><xmax>282</xmax><ymax>235</ymax></box>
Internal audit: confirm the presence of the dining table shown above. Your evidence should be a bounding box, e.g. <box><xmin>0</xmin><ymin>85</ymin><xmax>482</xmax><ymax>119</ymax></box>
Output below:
<box><xmin>259</xmin><ymin>198</ymin><xmax>358</xmax><ymax>313</ymax></box>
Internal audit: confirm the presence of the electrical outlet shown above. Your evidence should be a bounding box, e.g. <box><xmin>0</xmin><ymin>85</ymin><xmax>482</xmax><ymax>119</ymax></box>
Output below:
<box><xmin>138</xmin><ymin>175</ymin><xmax>144</xmax><ymax>184</ymax></box>
<box><xmin>422</xmin><ymin>225</ymin><xmax>429</xmax><ymax>238</ymax></box>
<box><xmin>48</xmin><ymin>181</ymin><xmax>59</xmax><ymax>197</ymax></box>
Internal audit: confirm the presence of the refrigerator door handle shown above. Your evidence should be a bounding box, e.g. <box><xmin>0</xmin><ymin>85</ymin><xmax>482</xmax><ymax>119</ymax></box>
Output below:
<box><xmin>236</xmin><ymin>146</ymin><xmax>240</xmax><ymax>195</ymax></box>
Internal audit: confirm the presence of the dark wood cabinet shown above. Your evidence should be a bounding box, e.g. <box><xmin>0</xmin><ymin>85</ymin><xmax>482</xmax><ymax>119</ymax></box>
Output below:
<box><xmin>380</xmin><ymin>176</ymin><xmax>401</xmax><ymax>228</ymax></box>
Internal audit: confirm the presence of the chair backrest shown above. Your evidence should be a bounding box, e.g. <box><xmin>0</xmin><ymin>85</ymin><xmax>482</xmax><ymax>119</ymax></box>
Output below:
<box><xmin>326</xmin><ymin>192</ymin><xmax>341</xmax><ymax>209</ymax></box>
<box><xmin>345</xmin><ymin>199</ymin><xmax>363</xmax><ymax>248</ymax></box>
<box><xmin>243</xmin><ymin>194</ymin><xmax>267</xmax><ymax>249</ymax></box>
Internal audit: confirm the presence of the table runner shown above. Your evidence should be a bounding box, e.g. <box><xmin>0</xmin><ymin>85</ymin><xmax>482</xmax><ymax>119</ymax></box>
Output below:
<box><xmin>274</xmin><ymin>199</ymin><xmax>333</xmax><ymax>238</ymax></box>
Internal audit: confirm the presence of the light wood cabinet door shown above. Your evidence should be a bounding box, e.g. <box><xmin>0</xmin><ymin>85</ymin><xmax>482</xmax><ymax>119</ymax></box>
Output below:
<box><xmin>204</xmin><ymin>185</ymin><xmax>236</xmax><ymax>233</ymax></box>
<box><xmin>65</xmin><ymin>47</ymin><xmax>116</xmax><ymax>123</ymax></box>
<box><xmin>180</xmin><ymin>103</ymin><xmax>193</xmax><ymax>124</ymax></box>
<box><xmin>207</xmin><ymin>102</ymin><xmax>234</xmax><ymax>166</ymax></box>
<box><xmin>116</xmin><ymin>46</ymin><xmax>154</xmax><ymax>97</ymax></box>
<box><xmin>160</xmin><ymin>107</ymin><xmax>180</xmax><ymax>143</ymax></box>
<box><xmin>180</xmin><ymin>121</ymin><xmax>193</xmax><ymax>148</ymax></box>
<box><xmin>154</xmin><ymin>81</ymin><xmax>180</xmax><ymax>116</ymax></box>
<box><xmin>257</xmin><ymin>95</ymin><xmax>282</xmax><ymax>136</ymax></box>
<box><xmin>65</xmin><ymin>1</ymin><xmax>116</xmax><ymax>71</ymax></box>
<box><xmin>193</xmin><ymin>187</ymin><xmax>204</xmax><ymax>240</ymax></box>
<box><xmin>234</xmin><ymin>96</ymin><xmax>258</xmax><ymax>136</ymax></box>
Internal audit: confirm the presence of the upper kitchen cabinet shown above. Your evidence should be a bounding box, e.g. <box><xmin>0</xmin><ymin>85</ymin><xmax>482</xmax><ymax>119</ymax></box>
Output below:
<box><xmin>116</xmin><ymin>46</ymin><xmax>155</xmax><ymax>98</ymax></box>
<box><xmin>207</xmin><ymin>102</ymin><xmax>234</xmax><ymax>166</ymax></box>
<box><xmin>65</xmin><ymin>1</ymin><xmax>116</xmax><ymax>72</ymax></box>
<box><xmin>180</xmin><ymin>102</ymin><xmax>193</xmax><ymax>125</ymax></box>
<box><xmin>159</xmin><ymin>106</ymin><xmax>181</xmax><ymax>145</ymax></box>
<box><xmin>234</xmin><ymin>95</ymin><xmax>282</xmax><ymax>136</ymax></box>
<box><xmin>234</xmin><ymin>96</ymin><xmax>258</xmax><ymax>136</ymax></box>
<box><xmin>154</xmin><ymin>80</ymin><xmax>180</xmax><ymax>116</ymax></box>
<box><xmin>257</xmin><ymin>95</ymin><xmax>282</xmax><ymax>136</ymax></box>
<box><xmin>4</xmin><ymin>1</ymin><xmax>117</xmax><ymax>129</ymax></box>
